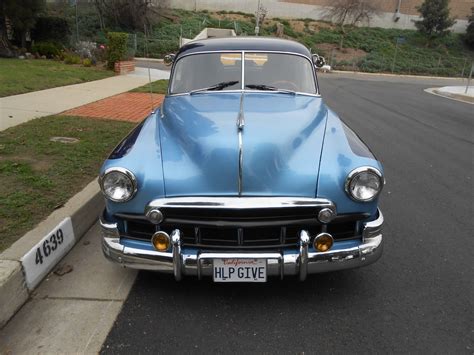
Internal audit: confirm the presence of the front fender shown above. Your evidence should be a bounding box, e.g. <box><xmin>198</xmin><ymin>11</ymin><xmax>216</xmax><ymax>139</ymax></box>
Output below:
<box><xmin>100</xmin><ymin>111</ymin><xmax>165</xmax><ymax>215</ymax></box>
<box><xmin>317</xmin><ymin>110</ymin><xmax>383</xmax><ymax>215</ymax></box>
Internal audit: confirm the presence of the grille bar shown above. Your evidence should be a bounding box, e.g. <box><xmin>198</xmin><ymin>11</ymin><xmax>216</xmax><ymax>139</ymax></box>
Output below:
<box><xmin>122</xmin><ymin>218</ymin><xmax>361</xmax><ymax>250</ymax></box>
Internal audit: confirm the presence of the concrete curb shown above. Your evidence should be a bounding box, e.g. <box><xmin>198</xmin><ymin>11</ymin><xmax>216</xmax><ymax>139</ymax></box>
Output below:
<box><xmin>0</xmin><ymin>179</ymin><xmax>103</xmax><ymax>328</ymax></box>
<box><xmin>425</xmin><ymin>88</ymin><xmax>474</xmax><ymax>105</ymax></box>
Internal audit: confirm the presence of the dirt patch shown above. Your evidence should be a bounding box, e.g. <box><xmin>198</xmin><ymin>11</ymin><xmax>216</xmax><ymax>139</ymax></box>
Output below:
<box><xmin>313</xmin><ymin>43</ymin><xmax>368</xmax><ymax>63</ymax></box>
<box><xmin>0</xmin><ymin>155</ymin><xmax>54</xmax><ymax>172</ymax></box>
<box><xmin>212</xmin><ymin>12</ymin><xmax>253</xmax><ymax>22</ymax></box>
<box><xmin>289</xmin><ymin>20</ymin><xmax>306</xmax><ymax>32</ymax></box>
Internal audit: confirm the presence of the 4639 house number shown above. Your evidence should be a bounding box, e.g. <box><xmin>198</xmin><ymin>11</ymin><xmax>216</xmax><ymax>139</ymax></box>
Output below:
<box><xmin>35</xmin><ymin>228</ymin><xmax>65</xmax><ymax>265</ymax></box>
<box><xmin>21</xmin><ymin>217</ymin><xmax>75</xmax><ymax>289</ymax></box>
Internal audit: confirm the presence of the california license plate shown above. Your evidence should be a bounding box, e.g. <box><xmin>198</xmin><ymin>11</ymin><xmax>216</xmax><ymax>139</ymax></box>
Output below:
<box><xmin>213</xmin><ymin>258</ymin><xmax>267</xmax><ymax>282</ymax></box>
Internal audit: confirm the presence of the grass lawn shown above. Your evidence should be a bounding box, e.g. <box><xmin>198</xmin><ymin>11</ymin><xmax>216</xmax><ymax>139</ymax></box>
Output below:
<box><xmin>0</xmin><ymin>115</ymin><xmax>135</xmax><ymax>252</ymax></box>
<box><xmin>130</xmin><ymin>79</ymin><xmax>169</xmax><ymax>94</ymax></box>
<box><xmin>0</xmin><ymin>58</ymin><xmax>114</xmax><ymax>97</ymax></box>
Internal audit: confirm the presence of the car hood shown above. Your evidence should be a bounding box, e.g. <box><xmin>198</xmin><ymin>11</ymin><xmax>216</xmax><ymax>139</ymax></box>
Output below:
<box><xmin>159</xmin><ymin>92</ymin><xmax>328</xmax><ymax>197</ymax></box>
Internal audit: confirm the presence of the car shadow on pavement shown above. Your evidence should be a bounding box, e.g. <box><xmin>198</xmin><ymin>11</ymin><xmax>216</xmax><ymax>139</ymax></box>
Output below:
<box><xmin>136</xmin><ymin>267</ymin><xmax>378</xmax><ymax>301</ymax></box>
<box><xmin>101</xmin><ymin>267</ymin><xmax>383</xmax><ymax>353</ymax></box>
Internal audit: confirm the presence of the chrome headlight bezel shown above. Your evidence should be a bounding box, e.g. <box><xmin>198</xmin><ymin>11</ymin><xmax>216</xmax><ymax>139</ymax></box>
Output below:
<box><xmin>345</xmin><ymin>166</ymin><xmax>384</xmax><ymax>202</ymax></box>
<box><xmin>99</xmin><ymin>167</ymin><xmax>137</xmax><ymax>203</ymax></box>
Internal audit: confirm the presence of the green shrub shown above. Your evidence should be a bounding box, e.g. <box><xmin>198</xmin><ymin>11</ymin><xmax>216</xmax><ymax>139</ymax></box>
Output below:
<box><xmin>106</xmin><ymin>32</ymin><xmax>129</xmax><ymax>70</ymax></box>
<box><xmin>31</xmin><ymin>42</ymin><xmax>61</xmax><ymax>58</ymax></box>
<box><xmin>64</xmin><ymin>53</ymin><xmax>81</xmax><ymax>65</ymax></box>
<box><xmin>82</xmin><ymin>58</ymin><xmax>92</xmax><ymax>67</ymax></box>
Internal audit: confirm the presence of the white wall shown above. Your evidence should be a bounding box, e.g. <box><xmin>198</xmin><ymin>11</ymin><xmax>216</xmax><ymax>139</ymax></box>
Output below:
<box><xmin>165</xmin><ymin>0</ymin><xmax>468</xmax><ymax>33</ymax></box>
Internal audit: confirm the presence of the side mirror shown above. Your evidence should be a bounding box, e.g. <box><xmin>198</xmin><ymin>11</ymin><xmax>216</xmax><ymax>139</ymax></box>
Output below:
<box><xmin>312</xmin><ymin>54</ymin><xmax>326</xmax><ymax>68</ymax></box>
<box><xmin>164</xmin><ymin>54</ymin><xmax>175</xmax><ymax>66</ymax></box>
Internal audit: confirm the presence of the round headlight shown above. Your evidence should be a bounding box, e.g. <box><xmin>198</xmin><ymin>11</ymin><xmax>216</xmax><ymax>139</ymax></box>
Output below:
<box><xmin>100</xmin><ymin>168</ymin><xmax>137</xmax><ymax>202</ymax></box>
<box><xmin>345</xmin><ymin>167</ymin><xmax>383</xmax><ymax>202</ymax></box>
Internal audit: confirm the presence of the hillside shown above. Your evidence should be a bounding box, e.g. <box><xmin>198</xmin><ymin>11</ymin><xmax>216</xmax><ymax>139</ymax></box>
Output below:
<box><xmin>62</xmin><ymin>6</ymin><xmax>474</xmax><ymax>77</ymax></box>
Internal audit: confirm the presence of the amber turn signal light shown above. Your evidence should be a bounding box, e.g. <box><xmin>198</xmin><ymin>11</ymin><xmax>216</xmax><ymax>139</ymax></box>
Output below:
<box><xmin>151</xmin><ymin>231</ymin><xmax>171</xmax><ymax>251</ymax></box>
<box><xmin>313</xmin><ymin>233</ymin><xmax>334</xmax><ymax>252</ymax></box>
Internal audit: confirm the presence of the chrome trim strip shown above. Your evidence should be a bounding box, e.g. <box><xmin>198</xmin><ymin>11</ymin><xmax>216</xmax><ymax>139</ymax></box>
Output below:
<box><xmin>237</xmin><ymin>91</ymin><xmax>245</xmax><ymax>195</ymax></box>
<box><xmin>146</xmin><ymin>197</ymin><xmax>336</xmax><ymax>212</ymax></box>
<box><xmin>238</xmin><ymin>132</ymin><xmax>243</xmax><ymax>196</ymax></box>
<box><xmin>237</xmin><ymin>92</ymin><xmax>245</xmax><ymax>130</ymax></box>
<box><xmin>198</xmin><ymin>252</ymin><xmax>282</xmax><ymax>259</ymax></box>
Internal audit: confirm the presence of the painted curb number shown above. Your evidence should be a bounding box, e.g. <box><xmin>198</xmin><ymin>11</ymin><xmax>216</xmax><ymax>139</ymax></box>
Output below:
<box><xmin>21</xmin><ymin>217</ymin><xmax>75</xmax><ymax>290</ymax></box>
<box><xmin>35</xmin><ymin>228</ymin><xmax>64</xmax><ymax>265</ymax></box>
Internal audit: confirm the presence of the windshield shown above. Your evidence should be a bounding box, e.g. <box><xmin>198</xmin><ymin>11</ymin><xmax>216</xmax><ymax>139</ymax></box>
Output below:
<box><xmin>169</xmin><ymin>52</ymin><xmax>316</xmax><ymax>95</ymax></box>
<box><xmin>170</xmin><ymin>53</ymin><xmax>241</xmax><ymax>94</ymax></box>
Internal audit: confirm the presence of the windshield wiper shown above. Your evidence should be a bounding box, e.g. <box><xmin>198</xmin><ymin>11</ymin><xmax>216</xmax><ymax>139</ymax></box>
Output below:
<box><xmin>245</xmin><ymin>84</ymin><xmax>296</xmax><ymax>95</ymax></box>
<box><xmin>190</xmin><ymin>81</ymin><xmax>239</xmax><ymax>95</ymax></box>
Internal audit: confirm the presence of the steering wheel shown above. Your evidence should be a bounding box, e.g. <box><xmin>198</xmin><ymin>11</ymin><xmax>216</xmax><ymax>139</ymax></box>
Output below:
<box><xmin>271</xmin><ymin>80</ymin><xmax>299</xmax><ymax>92</ymax></box>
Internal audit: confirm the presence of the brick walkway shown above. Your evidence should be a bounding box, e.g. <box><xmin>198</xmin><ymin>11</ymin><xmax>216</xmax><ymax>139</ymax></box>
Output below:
<box><xmin>63</xmin><ymin>93</ymin><xmax>165</xmax><ymax>122</ymax></box>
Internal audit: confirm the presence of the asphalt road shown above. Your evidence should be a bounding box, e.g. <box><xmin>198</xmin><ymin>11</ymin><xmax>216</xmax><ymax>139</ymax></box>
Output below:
<box><xmin>101</xmin><ymin>74</ymin><xmax>473</xmax><ymax>354</ymax></box>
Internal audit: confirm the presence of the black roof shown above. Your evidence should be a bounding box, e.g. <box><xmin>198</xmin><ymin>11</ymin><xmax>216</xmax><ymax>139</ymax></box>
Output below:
<box><xmin>176</xmin><ymin>37</ymin><xmax>312</xmax><ymax>59</ymax></box>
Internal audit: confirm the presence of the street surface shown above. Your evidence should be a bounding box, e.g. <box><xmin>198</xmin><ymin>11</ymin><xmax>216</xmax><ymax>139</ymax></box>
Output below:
<box><xmin>101</xmin><ymin>73</ymin><xmax>474</xmax><ymax>353</ymax></box>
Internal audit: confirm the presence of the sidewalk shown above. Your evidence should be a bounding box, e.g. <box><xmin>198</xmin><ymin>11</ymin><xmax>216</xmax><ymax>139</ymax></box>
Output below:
<box><xmin>0</xmin><ymin>67</ymin><xmax>170</xmax><ymax>131</ymax></box>
<box><xmin>63</xmin><ymin>92</ymin><xmax>164</xmax><ymax>122</ymax></box>
<box><xmin>424</xmin><ymin>85</ymin><xmax>474</xmax><ymax>104</ymax></box>
<box><xmin>0</xmin><ymin>222</ymin><xmax>137</xmax><ymax>353</ymax></box>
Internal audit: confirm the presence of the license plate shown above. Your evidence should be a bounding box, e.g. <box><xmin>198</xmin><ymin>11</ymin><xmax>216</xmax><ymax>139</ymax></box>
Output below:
<box><xmin>213</xmin><ymin>258</ymin><xmax>267</xmax><ymax>282</ymax></box>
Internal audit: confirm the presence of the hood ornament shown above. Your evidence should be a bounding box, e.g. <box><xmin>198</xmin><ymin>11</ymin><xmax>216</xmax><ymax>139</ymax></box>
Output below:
<box><xmin>237</xmin><ymin>93</ymin><xmax>245</xmax><ymax>130</ymax></box>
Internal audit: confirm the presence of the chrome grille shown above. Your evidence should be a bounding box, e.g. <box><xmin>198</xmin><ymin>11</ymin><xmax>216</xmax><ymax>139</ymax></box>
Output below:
<box><xmin>122</xmin><ymin>216</ymin><xmax>362</xmax><ymax>250</ymax></box>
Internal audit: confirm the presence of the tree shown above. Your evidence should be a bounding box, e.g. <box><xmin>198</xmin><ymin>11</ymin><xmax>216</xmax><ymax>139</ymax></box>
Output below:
<box><xmin>415</xmin><ymin>0</ymin><xmax>456</xmax><ymax>38</ymax></box>
<box><xmin>0</xmin><ymin>3</ymin><xmax>13</xmax><ymax>57</ymax></box>
<box><xmin>325</xmin><ymin>0</ymin><xmax>380</xmax><ymax>34</ymax></box>
<box><xmin>93</xmin><ymin>0</ymin><xmax>158</xmax><ymax>32</ymax></box>
<box><xmin>2</xmin><ymin>0</ymin><xmax>45</xmax><ymax>49</ymax></box>
<box><xmin>466</xmin><ymin>7</ymin><xmax>474</xmax><ymax>48</ymax></box>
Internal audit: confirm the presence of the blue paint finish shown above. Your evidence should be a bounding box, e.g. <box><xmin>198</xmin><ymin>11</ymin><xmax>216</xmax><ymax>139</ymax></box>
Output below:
<box><xmin>100</xmin><ymin>95</ymin><xmax>384</xmax><ymax>218</ymax></box>
<box><xmin>122</xmin><ymin>238</ymin><xmax>156</xmax><ymax>251</ymax></box>
<box><xmin>241</xmin><ymin>93</ymin><xmax>327</xmax><ymax>196</ymax></box>
<box><xmin>159</xmin><ymin>93</ymin><xmax>240</xmax><ymax>196</ymax></box>
<box><xmin>100</xmin><ymin>111</ymin><xmax>166</xmax><ymax>215</ymax></box>
<box><xmin>316</xmin><ymin>109</ymin><xmax>383</xmax><ymax>215</ymax></box>
<box><xmin>341</xmin><ymin>122</ymin><xmax>376</xmax><ymax>159</ymax></box>
<box><xmin>108</xmin><ymin>120</ymin><xmax>145</xmax><ymax>159</ymax></box>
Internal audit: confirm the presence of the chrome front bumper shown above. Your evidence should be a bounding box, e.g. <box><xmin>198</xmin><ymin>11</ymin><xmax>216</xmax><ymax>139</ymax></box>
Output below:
<box><xmin>100</xmin><ymin>209</ymin><xmax>384</xmax><ymax>281</ymax></box>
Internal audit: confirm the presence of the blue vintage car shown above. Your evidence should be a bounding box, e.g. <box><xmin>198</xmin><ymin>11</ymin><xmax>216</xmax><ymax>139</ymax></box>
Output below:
<box><xmin>99</xmin><ymin>37</ymin><xmax>384</xmax><ymax>282</ymax></box>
